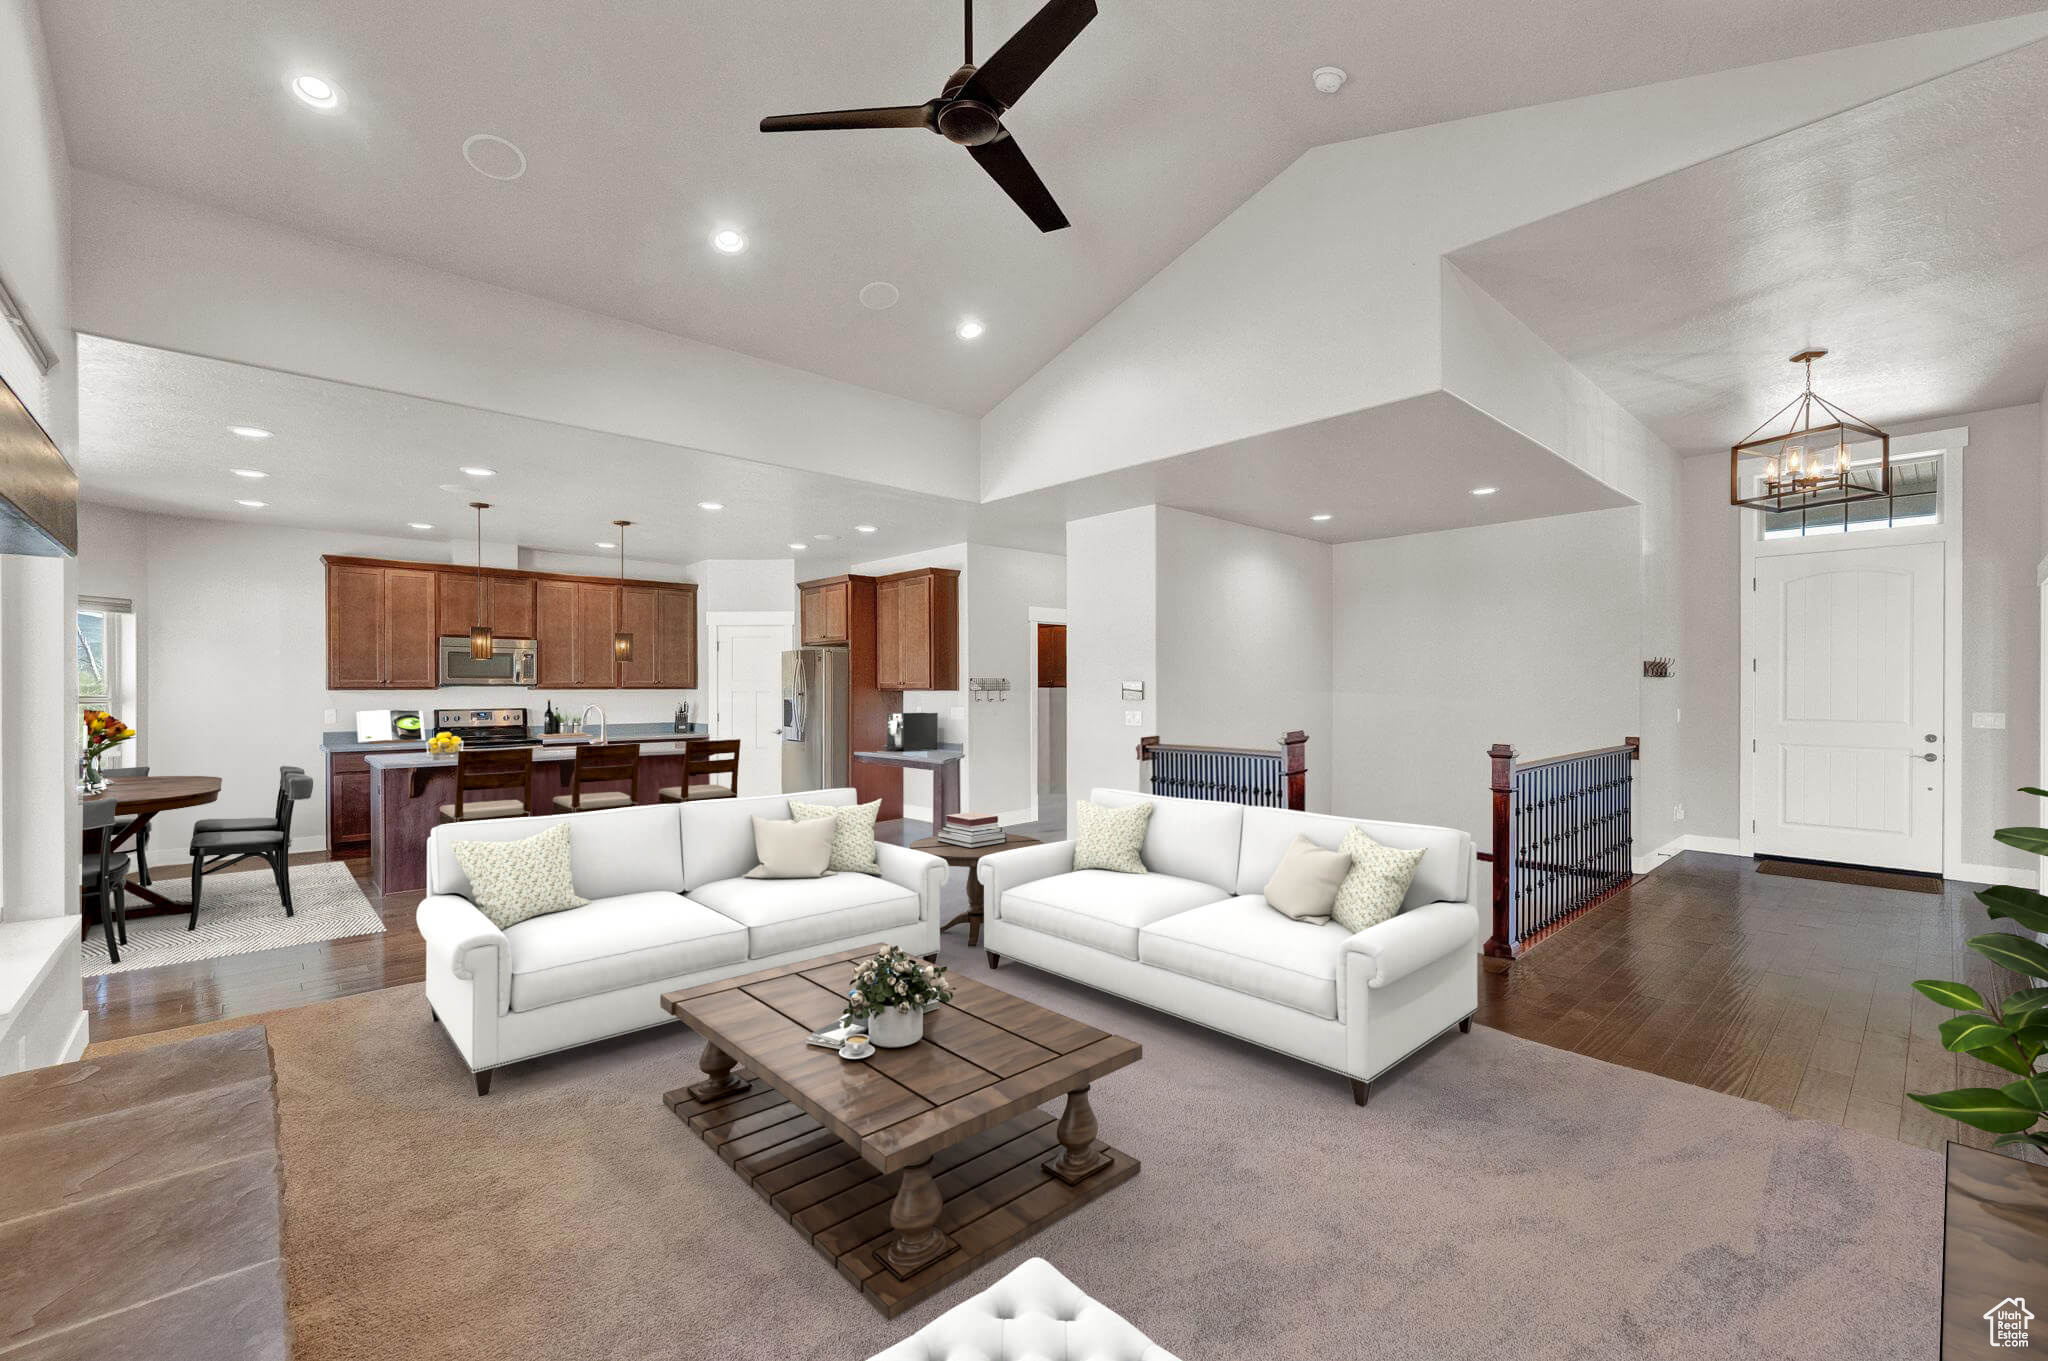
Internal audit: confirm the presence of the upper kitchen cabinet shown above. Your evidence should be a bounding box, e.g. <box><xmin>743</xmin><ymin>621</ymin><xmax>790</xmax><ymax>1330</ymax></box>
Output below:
<box><xmin>800</xmin><ymin>576</ymin><xmax>853</xmax><ymax>645</ymax></box>
<box><xmin>323</xmin><ymin>559</ymin><xmax>439</xmax><ymax>689</ymax></box>
<box><xmin>875</xmin><ymin>567</ymin><xmax>958</xmax><ymax>691</ymax></box>
<box><xmin>617</xmin><ymin>584</ymin><xmax>698</xmax><ymax>689</ymax></box>
<box><xmin>436</xmin><ymin>571</ymin><xmax>536</xmax><ymax>640</ymax></box>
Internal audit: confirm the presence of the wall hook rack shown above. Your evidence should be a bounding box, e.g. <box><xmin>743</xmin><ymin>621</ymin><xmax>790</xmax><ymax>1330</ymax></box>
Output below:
<box><xmin>968</xmin><ymin>677</ymin><xmax>1011</xmax><ymax>703</ymax></box>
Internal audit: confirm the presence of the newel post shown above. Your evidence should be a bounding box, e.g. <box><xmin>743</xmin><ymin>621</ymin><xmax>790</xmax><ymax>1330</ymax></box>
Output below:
<box><xmin>1484</xmin><ymin>743</ymin><xmax>1518</xmax><ymax>964</ymax></box>
<box><xmin>1280</xmin><ymin>731</ymin><xmax>1308</xmax><ymax>811</ymax></box>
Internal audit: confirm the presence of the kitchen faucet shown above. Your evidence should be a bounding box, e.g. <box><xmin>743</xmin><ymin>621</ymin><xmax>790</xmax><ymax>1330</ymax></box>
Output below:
<box><xmin>580</xmin><ymin>703</ymin><xmax>607</xmax><ymax>745</ymax></box>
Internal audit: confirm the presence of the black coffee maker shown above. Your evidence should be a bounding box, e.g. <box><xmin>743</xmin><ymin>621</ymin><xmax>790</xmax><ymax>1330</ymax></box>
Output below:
<box><xmin>886</xmin><ymin>712</ymin><xmax>939</xmax><ymax>752</ymax></box>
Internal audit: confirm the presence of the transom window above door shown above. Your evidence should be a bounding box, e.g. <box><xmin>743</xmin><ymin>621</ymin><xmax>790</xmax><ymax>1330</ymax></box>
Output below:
<box><xmin>1760</xmin><ymin>454</ymin><xmax>1941</xmax><ymax>540</ymax></box>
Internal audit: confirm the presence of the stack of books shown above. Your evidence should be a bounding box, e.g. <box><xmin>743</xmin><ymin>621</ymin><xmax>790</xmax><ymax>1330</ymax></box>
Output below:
<box><xmin>938</xmin><ymin>813</ymin><xmax>1005</xmax><ymax>848</ymax></box>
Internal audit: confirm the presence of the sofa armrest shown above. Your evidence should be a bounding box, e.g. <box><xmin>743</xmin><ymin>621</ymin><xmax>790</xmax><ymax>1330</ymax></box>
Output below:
<box><xmin>978</xmin><ymin>840</ymin><xmax>1076</xmax><ymax>921</ymax></box>
<box><xmin>416</xmin><ymin>894</ymin><xmax>510</xmax><ymax>1002</ymax></box>
<box><xmin>876</xmin><ymin>842</ymin><xmax>948</xmax><ymax>922</ymax></box>
<box><xmin>1343</xmin><ymin>900</ymin><xmax>1479</xmax><ymax>990</ymax></box>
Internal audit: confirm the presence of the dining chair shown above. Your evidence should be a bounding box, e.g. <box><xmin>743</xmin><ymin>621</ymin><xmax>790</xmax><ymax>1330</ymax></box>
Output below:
<box><xmin>438</xmin><ymin>747</ymin><xmax>535</xmax><ymax>822</ymax></box>
<box><xmin>80</xmin><ymin>796</ymin><xmax>131</xmax><ymax>963</ymax></box>
<box><xmin>658</xmin><ymin>739</ymin><xmax>741</xmax><ymax>803</ymax></box>
<box><xmin>193</xmin><ymin>765</ymin><xmax>305</xmax><ymax>836</ymax></box>
<box><xmin>551</xmin><ymin>742</ymin><xmax>641</xmax><ymax>812</ymax></box>
<box><xmin>186</xmin><ymin>772</ymin><xmax>313</xmax><ymax>930</ymax></box>
<box><xmin>100</xmin><ymin>765</ymin><xmax>150</xmax><ymax>885</ymax></box>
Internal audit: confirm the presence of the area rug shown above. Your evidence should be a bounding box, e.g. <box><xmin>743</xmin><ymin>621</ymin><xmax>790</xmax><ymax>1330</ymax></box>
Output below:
<box><xmin>80</xmin><ymin>861</ymin><xmax>384</xmax><ymax>976</ymax></box>
<box><xmin>88</xmin><ymin>951</ymin><xmax>1945</xmax><ymax>1361</ymax></box>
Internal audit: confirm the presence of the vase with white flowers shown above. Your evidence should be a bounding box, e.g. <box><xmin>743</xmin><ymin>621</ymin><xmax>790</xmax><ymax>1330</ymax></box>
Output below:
<box><xmin>845</xmin><ymin>945</ymin><xmax>952</xmax><ymax>1048</ymax></box>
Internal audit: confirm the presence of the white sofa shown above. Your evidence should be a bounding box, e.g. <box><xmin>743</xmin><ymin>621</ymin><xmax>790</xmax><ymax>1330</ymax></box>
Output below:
<box><xmin>979</xmin><ymin>788</ymin><xmax>1480</xmax><ymax>1105</ymax></box>
<box><xmin>415</xmin><ymin>789</ymin><xmax>946</xmax><ymax>1093</ymax></box>
<box><xmin>867</xmin><ymin>1257</ymin><xmax>1178</xmax><ymax>1361</ymax></box>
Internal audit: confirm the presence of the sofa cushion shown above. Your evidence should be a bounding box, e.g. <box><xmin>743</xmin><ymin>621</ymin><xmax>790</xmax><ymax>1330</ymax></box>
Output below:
<box><xmin>1088</xmin><ymin>788</ymin><xmax>1241</xmax><ymax>890</ymax></box>
<box><xmin>745</xmin><ymin>814</ymin><xmax>835</xmax><ymax>879</ymax></box>
<box><xmin>1262</xmin><ymin>834</ymin><xmax>1352</xmax><ymax>922</ymax></box>
<box><xmin>1138</xmin><ymin>896</ymin><xmax>1353</xmax><ymax>1019</ymax></box>
<box><xmin>1234</xmin><ymin>805</ymin><xmax>1469</xmax><ymax>911</ymax></box>
<box><xmin>428</xmin><ymin>803</ymin><xmax>684</xmax><ymax>901</ymax></box>
<box><xmin>450</xmin><ymin>823</ymin><xmax>588</xmax><ymax>929</ymax></box>
<box><xmin>1000</xmin><ymin>870</ymin><xmax>1228</xmax><ymax>960</ymax></box>
<box><xmin>688</xmin><ymin>872</ymin><xmax>920</xmax><ymax>958</ymax></box>
<box><xmin>679</xmin><ymin>788</ymin><xmax>857</xmax><ymax>891</ymax></box>
<box><xmin>1332</xmin><ymin>827</ymin><xmax>1427</xmax><ymax>934</ymax></box>
<box><xmin>504</xmin><ymin>892</ymin><xmax>748</xmax><ymax>1012</ymax></box>
<box><xmin>1073</xmin><ymin>799</ymin><xmax>1151</xmax><ymax>873</ymax></box>
<box><xmin>791</xmin><ymin>798</ymin><xmax>882</xmax><ymax>874</ymax></box>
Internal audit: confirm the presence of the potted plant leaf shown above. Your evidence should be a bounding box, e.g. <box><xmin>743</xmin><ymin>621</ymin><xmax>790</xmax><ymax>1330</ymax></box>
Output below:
<box><xmin>1910</xmin><ymin>789</ymin><xmax>2048</xmax><ymax>1151</ymax></box>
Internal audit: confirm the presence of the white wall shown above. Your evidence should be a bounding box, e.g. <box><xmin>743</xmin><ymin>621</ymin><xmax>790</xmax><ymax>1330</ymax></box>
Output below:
<box><xmin>1332</xmin><ymin>508</ymin><xmax>1644</xmax><ymax>848</ymax></box>
<box><xmin>73</xmin><ymin>504</ymin><xmax>784</xmax><ymax>854</ymax></box>
<box><xmin>1155</xmin><ymin>509</ymin><xmax>1333</xmax><ymax>811</ymax></box>
<box><xmin>1678</xmin><ymin>455</ymin><xmax>1743</xmax><ymax>842</ymax></box>
<box><xmin>964</xmin><ymin>545</ymin><xmax>1065</xmax><ymax>820</ymax></box>
<box><xmin>1064</xmin><ymin>508</ymin><xmax>1158</xmax><ymax>819</ymax></box>
<box><xmin>70</xmin><ymin>172</ymin><xmax>980</xmax><ymax>501</ymax></box>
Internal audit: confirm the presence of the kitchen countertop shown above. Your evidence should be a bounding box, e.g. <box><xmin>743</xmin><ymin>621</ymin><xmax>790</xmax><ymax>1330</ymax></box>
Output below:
<box><xmin>324</xmin><ymin>721</ymin><xmax>706</xmax><ymax>753</ymax></box>
<box><xmin>362</xmin><ymin>734</ymin><xmax>709</xmax><ymax>770</ymax></box>
<box><xmin>852</xmin><ymin>745</ymin><xmax>964</xmax><ymax>767</ymax></box>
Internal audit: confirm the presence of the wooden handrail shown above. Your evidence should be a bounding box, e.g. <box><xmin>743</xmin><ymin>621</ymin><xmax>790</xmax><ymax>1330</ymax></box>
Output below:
<box><xmin>1135</xmin><ymin>731</ymin><xmax>1308</xmax><ymax>811</ymax></box>
<box><xmin>1485</xmin><ymin>736</ymin><xmax>1638</xmax><ymax>967</ymax></box>
<box><xmin>1511</xmin><ymin>737</ymin><xmax>1641</xmax><ymax>774</ymax></box>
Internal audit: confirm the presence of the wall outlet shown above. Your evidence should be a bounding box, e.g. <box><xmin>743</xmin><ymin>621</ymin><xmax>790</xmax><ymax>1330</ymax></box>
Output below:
<box><xmin>1124</xmin><ymin>710</ymin><xmax>1144</xmax><ymax>727</ymax></box>
<box><xmin>324</xmin><ymin>709</ymin><xmax>337</xmax><ymax>725</ymax></box>
<box><xmin>1973</xmin><ymin>712</ymin><xmax>2007</xmax><ymax>729</ymax></box>
<box><xmin>1673</xmin><ymin>804</ymin><xmax>1685</xmax><ymax>822</ymax></box>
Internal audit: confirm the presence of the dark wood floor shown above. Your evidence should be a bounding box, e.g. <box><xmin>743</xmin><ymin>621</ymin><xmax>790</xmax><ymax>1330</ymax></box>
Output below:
<box><xmin>1477</xmin><ymin>850</ymin><xmax>2036</xmax><ymax>1157</ymax></box>
<box><xmin>87</xmin><ymin>839</ymin><xmax>2028</xmax><ymax>1157</ymax></box>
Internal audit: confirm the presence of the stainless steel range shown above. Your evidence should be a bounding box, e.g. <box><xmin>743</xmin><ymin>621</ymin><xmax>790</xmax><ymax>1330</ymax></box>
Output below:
<box><xmin>431</xmin><ymin>707</ymin><xmax>535</xmax><ymax>747</ymax></box>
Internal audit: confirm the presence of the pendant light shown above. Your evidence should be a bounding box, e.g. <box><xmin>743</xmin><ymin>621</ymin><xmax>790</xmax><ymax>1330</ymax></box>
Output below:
<box><xmin>1729</xmin><ymin>350</ymin><xmax>1890</xmax><ymax>511</ymax></box>
<box><xmin>612</xmin><ymin>520</ymin><xmax>635</xmax><ymax>662</ymax></box>
<box><xmin>468</xmin><ymin>501</ymin><xmax>494</xmax><ymax>660</ymax></box>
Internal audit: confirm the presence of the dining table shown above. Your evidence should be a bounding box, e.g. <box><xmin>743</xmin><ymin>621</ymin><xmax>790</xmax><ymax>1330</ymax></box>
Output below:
<box><xmin>85</xmin><ymin>774</ymin><xmax>222</xmax><ymax>917</ymax></box>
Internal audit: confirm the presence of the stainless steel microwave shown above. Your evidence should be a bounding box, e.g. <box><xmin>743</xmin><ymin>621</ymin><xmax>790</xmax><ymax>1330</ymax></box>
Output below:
<box><xmin>437</xmin><ymin>636</ymin><xmax>538</xmax><ymax>687</ymax></box>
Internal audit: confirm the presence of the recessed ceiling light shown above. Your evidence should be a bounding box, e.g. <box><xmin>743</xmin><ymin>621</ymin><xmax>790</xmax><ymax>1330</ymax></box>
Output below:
<box><xmin>229</xmin><ymin>425</ymin><xmax>273</xmax><ymax>440</ymax></box>
<box><xmin>1310</xmin><ymin>513</ymin><xmax>1333</xmax><ymax>522</ymax></box>
<box><xmin>955</xmin><ymin>318</ymin><xmax>986</xmax><ymax>341</ymax></box>
<box><xmin>859</xmin><ymin>282</ymin><xmax>900</xmax><ymax>310</ymax></box>
<box><xmin>1311</xmin><ymin>66</ymin><xmax>1349</xmax><ymax>95</ymax></box>
<box><xmin>288</xmin><ymin>74</ymin><xmax>341</xmax><ymax>110</ymax></box>
<box><xmin>460</xmin><ymin>466</ymin><xmax>497</xmax><ymax>477</ymax></box>
<box><xmin>697</xmin><ymin>501</ymin><xmax>723</xmax><ymax>511</ymax></box>
<box><xmin>595</xmin><ymin>541</ymin><xmax>616</xmax><ymax>549</ymax></box>
<box><xmin>788</xmin><ymin>542</ymin><xmax>808</xmax><ymax>552</ymax></box>
<box><xmin>408</xmin><ymin>522</ymin><xmax>435</xmax><ymax>530</ymax></box>
<box><xmin>1470</xmin><ymin>486</ymin><xmax>1499</xmax><ymax>496</ymax></box>
<box><xmin>231</xmin><ymin>468</ymin><xmax>268</xmax><ymax>479</ymax></box>
<box><xmin>812</xmin><ymin>533</ymin><xmax>838</xmax><ymax>542</ymax></box>
<box><xmin>710</xmin><ymin>228</ymin><xmax>747</xmax><ymax>255</ymax></box>
<box><xmin>854</xmin><ymin>524</ymin><xmax>878</xmax><ymax>534</ymax></box>
<box><xmin>235</xmin><ymin>499</ymin><xmax>268</xmax><ymax>508</ymax></box>
<box><xmin>461</xmin><ymin>133</ymin><xmax>527</xmax><ymax>181</ymax></box>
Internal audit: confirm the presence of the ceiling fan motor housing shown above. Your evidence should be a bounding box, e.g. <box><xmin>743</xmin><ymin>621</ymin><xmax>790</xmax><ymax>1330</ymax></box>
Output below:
<box><xmin>938</xmin><ymin>95</ymin><xmax>1004</xmax><ymax>145</ymax></box>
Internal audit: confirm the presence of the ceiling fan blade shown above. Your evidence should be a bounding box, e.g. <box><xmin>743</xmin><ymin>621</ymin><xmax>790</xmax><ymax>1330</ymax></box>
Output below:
<box><xmin>967</xmin><ymin>130</ymin><xmax>1069</xmax><ymax>232</ymax></box>
<box><xmin>759</xmin><ymin>104</ymin><xmax>935</xmax><ymax>133</ymax></box>
<box><xmin>961</xmin><ymin>0</ymin><xmax>1097</xmax><ymax>109</ymax></box>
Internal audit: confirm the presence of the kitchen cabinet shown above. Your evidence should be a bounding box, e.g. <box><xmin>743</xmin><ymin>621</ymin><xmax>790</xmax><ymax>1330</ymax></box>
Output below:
<box><xmin>875</xmin><ymin>567</ymin><xmax>958</xmax><ymax>691</ymax></box>
<box><xmin>323</xmin><ymin>562</ymin><xmax>437</xmax><ymax>689</ymax></box>
<box><xmin>534</xmin><ymin>579</ymin><xmax>577</xmax><ymax>687</ymax></box>
<box><xmin>620</xmin><ymin>585</ymin><xmax>698</xmax><ymax>689</ymax></box>
<box><xmin>326</xmin><ymin>746</ymin><xmax>422</xmax><ymax>856</ymax></box>
<box><xmin>436</xmin><ymin>572</ymin><xmax>536</xmax><ymax>640</ymax></box>
<box><xmin>572</xmin><ymin>583</ymin><xmax>618</xmax><ymax>688</ymax></box>
<box><xmin>384</xmin><ymin>569</ymin><xmax>440</xmax><ymax>687</ymax></box>
<box><xmin>800</xmin><ymin>577</ymin><xmax>852</xmax><ymax>645</ymax></box>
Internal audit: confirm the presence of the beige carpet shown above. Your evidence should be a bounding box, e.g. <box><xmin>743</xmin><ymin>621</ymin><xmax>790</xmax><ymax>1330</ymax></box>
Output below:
<box><xmin>90</xmin><ymin>952</ymin><xmax>1945</xmax><ymax>1360</ymax></box>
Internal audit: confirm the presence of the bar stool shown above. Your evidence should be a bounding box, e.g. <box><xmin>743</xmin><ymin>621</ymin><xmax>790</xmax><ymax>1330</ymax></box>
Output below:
<box><xmin>552</xmin><ymin>741</ymin><xmax>641</xmax><ymax>812</ymax></box>
<box><xmin>657</xmin><ymin>739</ymin><xmax>740</xmax><ymax>803</ymax></box>
<box><xmin>100</xmin><ymin>765</ymin><xmax>151</xmax><ymax>885</ymax></box>
<box><xmin>438</xmin><ymin>747</ymin><xmax>535</xmax><ymax>822</ymax></box>
<box><xmin>81</xmin><ymin>796</ymin><xmax>131</xmax><ymax>963</ymax></box>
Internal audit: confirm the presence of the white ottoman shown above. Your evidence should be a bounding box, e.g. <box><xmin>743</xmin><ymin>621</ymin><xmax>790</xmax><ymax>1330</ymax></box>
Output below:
<box><xmin>865</xmin><ymin>1257</ymin><xmax>1180</xmax><ymax>1361</ymax></box>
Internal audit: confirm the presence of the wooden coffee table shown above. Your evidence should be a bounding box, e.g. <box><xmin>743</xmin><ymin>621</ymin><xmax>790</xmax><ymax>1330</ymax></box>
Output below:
<box><xmin>660</xmin><ymin>945</ymin><xmax>1141</xmax><ymax>1318</ymax></box>
<box><xmin>912</xmin><ymin>833</ymin><xmax>1042</xmax><ymax>947</ymax></box>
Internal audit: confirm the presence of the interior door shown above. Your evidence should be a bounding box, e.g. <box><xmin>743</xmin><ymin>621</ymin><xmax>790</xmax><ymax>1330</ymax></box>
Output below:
<box><xmin>1750</xmin><ymin>540</ymin><xmax>1943</xmax><ymax>872</ymax></box>
<box><xmin>715</xmin><ymin>622</ymin><xmax>789</xmax><ymax>794</ymax></box>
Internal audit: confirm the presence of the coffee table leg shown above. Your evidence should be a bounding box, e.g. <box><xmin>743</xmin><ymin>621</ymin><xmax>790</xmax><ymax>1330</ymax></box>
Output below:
<box><xmin>685</xmin><ymin>1040</ymin><xmax>749</xmax><ymax>1103</ymax></box>
<box><xmin>878</xmin><ymin>1159</ymin><xmax>955</xmax><ymax>1279</ymax></box>
<box><xmin>1043</xmin><ymin>1085</ymin><xmax>1111</xmax><ymax>1185</ymax></box>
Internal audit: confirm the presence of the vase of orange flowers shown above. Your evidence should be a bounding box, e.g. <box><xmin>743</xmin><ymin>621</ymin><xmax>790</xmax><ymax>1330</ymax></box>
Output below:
<box><xmin>79</xmin><ymin>709</ymin><xmax>136</xmax><ymax>794</ymax></box>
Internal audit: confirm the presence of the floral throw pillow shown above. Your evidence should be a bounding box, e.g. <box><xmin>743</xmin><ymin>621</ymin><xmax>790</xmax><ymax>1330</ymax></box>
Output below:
<box><xmin>790</xmin><ymin>799</ymin><xmax>883</xmax><ymax>874</ymax></box>
<box><xmin>1331</xmin><ymin>826</ymin><xmax>1426</xmax><ymax>934</ymax></box>
<box><xmin>451</xmin><ymin>823</ymin><xmax>588</xmax><ymax>930</ymax></box>
<box><xmin>1073</xmin><ymin>800</ymin><xmax>1151</xmax><ymax>874</ymax></box>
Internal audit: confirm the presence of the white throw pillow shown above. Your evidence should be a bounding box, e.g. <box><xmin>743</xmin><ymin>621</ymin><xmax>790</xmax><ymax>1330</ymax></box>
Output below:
<box><xmin>451</xmin><ymin>823</ymin><xmax>588</xmax><ymax>930</ymax></box>
<box><xmin>1073</xmin><ymin>800</ymin><xmax>1151</xmax><ymax>874</ymax></box>
<box><xmin>1262</xmin><ymin>834</ymin><xmax>1353</xmax><ymax>923</ymax></box>
<box><xmin>790</xmin><ymin>799</ymin><xmax>882</xmax><ymax>874</ymax></box>
<box><xmin>746</xmin><ymin>815</ymin><xmax>836</xmax><ymax>879</ymax></box>
<box><xmin>1332</xmin><ymin>826</ymin><xmax>1427</xmax><ymax>934</ymax></box>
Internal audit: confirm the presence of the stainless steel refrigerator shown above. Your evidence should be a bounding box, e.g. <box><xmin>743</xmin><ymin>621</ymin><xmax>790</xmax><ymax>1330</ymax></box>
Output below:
<box><xmin>781</xmin><ymin>648</ymin><xmax>850</xmax><ymax>794</ymax></box>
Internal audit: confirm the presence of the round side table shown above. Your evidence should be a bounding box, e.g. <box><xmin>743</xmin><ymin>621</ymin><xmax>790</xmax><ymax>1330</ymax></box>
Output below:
<box><xmin>911</xmin><ymin>833</ymin><xmax>1042</xmax><ymax>948</ymax></box>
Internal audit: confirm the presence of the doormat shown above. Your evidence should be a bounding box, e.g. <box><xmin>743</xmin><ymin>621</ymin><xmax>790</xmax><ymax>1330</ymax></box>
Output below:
<box><xmin>1755</xmin><ymin>857</ymin><xmax>1943</xmax><ymax>895</ymax></box>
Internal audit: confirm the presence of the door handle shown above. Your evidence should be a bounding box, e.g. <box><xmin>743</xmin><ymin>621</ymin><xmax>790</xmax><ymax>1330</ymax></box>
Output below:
<box><xmin>1919</xmin><ymin>752</ymin><xmax>1938</xmax><ymax>763</ymax></box>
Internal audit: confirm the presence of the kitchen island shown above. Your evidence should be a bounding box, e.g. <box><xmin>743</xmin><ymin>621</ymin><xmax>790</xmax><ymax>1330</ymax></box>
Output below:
<box><xmin>365</xmin><ymin>734</ymin><xmax>708</xmax><ymax>895</ymax></box>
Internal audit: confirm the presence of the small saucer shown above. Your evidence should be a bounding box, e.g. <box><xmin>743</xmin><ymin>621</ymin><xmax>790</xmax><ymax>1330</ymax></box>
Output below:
<box><xmin>838</xmin><ymin>1039</ymin><xmax>876</xmax><ymax>1061</ymax></box>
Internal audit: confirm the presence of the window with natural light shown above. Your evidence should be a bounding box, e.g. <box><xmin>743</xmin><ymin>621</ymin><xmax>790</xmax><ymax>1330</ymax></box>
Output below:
<box><xmin>75</xmin><ymin>596</ymin><xmax>136</xmax><ymax>732</ymax></box>
<box><xmin>1759</xmin><ymin>454</ymin><xmax>1942</xmax><ymax>539</ymax></box>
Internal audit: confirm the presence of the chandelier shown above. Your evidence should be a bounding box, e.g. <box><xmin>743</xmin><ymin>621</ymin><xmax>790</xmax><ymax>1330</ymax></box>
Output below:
<box><xmin>1728</xmin><ymin>350</ymin><xmax>1889</xmax><ymax>511</ymax></box>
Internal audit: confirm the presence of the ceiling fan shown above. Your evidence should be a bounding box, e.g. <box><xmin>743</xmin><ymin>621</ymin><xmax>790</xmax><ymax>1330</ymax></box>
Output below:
<box><xmin>760</xmin><ymin>0</ymin><xmax>1098</xmax><ymax>232</ymax></box>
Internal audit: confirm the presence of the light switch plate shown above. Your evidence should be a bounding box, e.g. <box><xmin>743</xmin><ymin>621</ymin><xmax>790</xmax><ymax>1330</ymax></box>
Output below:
<box><xmin>1673</xmin><ymin>804</ymin><xmax>1685</xmax><ymax>822</ymax></box>
<box><xmin>1124</xmin><ymin>710</ymin><xmax>1144</xmax><ymax>727</ymax></box>
<box><xmin>324</xmin><ymin>709</ymin><xmax>337</xmax><ymax>725</ymax></box>
<box><xmin>949</xmin><ymin>706</ymin><xmax>966</xmax><ymax>722</ymax></box>
<box><xmin>1973</xmin><ymin>712</ymin><xmax>2007</xmax><ymax>729</ymax></box>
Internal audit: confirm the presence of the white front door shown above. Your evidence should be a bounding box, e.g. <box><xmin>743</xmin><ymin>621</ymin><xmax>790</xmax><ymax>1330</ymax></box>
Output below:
<box><xmin>1749</xmin><ymin>540</ymin><xmax>1944</xmax><ymax>871</ymax></box>
<box><xmin>713</xmin><ymin>622</ymin><xmax>788</xmax><ymax>795</ymax></box>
